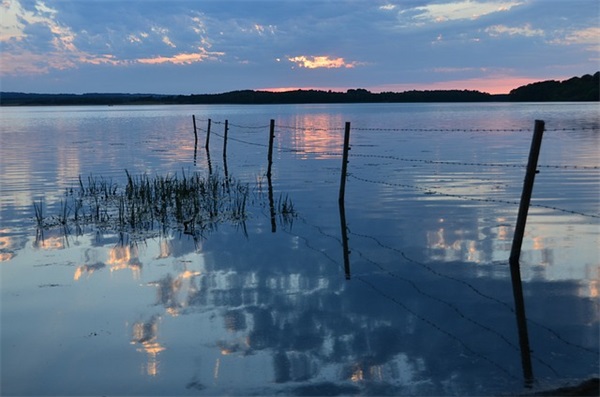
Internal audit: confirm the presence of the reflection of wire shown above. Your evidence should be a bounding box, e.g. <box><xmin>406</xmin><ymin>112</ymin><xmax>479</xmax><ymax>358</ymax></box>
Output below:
<box><xmin>352</xmin><ymin>246</ymin><xmax>562</xmax><ymax>376</ymax></box>
<box><xmin>356</xmin><ymin>275</ymin><xmax>518</xmax><ymax>379</ymax></box>
<box><xmin>349</xmin><ymin>229</ymin><xmax>600</xmax><ymax>356</ymax></box>
<box><xmin>279</xmin><ymin>217</ymin><xmax>521</xmax><ymax>379</ymax></box>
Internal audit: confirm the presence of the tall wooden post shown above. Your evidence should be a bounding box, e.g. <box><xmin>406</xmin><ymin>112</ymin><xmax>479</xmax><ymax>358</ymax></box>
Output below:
<box><xmin>267</xmin><ymin>119</ymin><xmax>275</xmax><ymax>178</ymax></box>
<box><xmin>205</xmin><ymin>119</ymin><xmax>211</xmax><ymax>150</ymax></box>
<box><xmin>509</xmin><ymin>119</ymin><xmax>544</xmax><ymax>386</ymax></box>
<box><xmin>338</xmin><ymin>122</ymin><xmax>351</xmax><ymax>204</ymax></box>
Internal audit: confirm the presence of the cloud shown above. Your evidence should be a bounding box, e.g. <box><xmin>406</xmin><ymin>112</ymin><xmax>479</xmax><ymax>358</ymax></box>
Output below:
<box><xmin>137</xmin><ymin>48</ymin><xmax>224</xmax><ymax>65</ymax></box>
<box><xmin>0</xmin><ymin>1</ymin><xmax>226</xmax><ymax>75</ymax></box>
<box><xmin>379</xmin><ymin>4</ymin><xmax>396</xmax><ymax>11</ymax></box>
<box><xmin>401</xmin><ymin>0</ymin><xmax>524</xmax><ymax>23</ymax></box>
<box><xmin>550</xmin><ymin>27</ymin><xmax>600</xmax><ymax>51</ymax></box>
<box><xmin>287</xmin><ymin>55</ymin><xmax>361</xmax><ymax>69</ymax></box>
<box><xmin>485</xmin><ymin>24</ymin><xmax>544</xmax><ymax>37</ymax></box>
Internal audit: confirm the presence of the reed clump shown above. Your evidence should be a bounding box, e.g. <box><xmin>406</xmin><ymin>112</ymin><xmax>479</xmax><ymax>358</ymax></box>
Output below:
<box><xmin>34</xmin><ymin>170</ymin><xmax>252</xmax><ymax>238</ymax></box>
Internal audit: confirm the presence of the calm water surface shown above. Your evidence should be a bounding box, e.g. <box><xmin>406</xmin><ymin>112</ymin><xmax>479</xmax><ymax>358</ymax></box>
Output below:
<box><xmin>1</xmin><ymin>103</ymin><xmax>598</xmax><ymax>396</ymax></box>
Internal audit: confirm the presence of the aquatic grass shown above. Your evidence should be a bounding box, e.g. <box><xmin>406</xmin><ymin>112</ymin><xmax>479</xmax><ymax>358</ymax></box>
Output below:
<box><xmin>33</xmin><ymin>199</ymin><xmax>44</xmax><ymax>228</ymax></box>
<box><xmin>32</xmin><ymin>170</ymin><xmax>276</xmax><ymax>241</ymax></box>
<box><xmin>277</xmin><ymin>193</ymin><xmax>297</xmax><ymax>228</ymax></box>
<box><xmin>32</xmin><ymin>169</ymin><xmax>297</xmax><ymax>243</ymax></box>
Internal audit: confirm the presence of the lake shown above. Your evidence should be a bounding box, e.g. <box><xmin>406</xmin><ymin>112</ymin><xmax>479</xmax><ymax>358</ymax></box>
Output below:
<box><xmin>1</xmin><ymin>103</ymin><xmax>598</xmax><ymax>396</ymax></box>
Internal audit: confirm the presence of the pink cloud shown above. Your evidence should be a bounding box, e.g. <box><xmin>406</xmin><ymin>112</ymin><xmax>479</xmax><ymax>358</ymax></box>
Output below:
<box><xmin>288</xmin><ymin>55</ymin><xmax>361</xmax><ymax>69</ymax></box>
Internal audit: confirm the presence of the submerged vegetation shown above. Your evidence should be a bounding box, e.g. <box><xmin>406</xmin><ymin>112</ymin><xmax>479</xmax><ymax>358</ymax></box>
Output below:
<box><xmin>33</xmin><ymin>171</ymin><xmax>296</xmax><ymax>240</ymax></box>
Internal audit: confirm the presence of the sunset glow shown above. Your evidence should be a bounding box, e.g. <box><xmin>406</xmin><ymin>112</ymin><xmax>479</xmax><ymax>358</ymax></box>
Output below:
<box><xmin>0</xmin><ymin>0</ymin><xmax>597</xmax><ymax>94</ymax></box>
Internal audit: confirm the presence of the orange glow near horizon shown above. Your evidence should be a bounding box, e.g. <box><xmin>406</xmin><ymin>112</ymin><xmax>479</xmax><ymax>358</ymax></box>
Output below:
<box><xmin>259</xmin><ymin>76</ymin><xmax>557</xmax><ymax>95</ymax></box>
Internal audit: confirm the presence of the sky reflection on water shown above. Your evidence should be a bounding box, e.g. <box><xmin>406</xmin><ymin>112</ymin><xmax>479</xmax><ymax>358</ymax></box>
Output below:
<box><xmin>0</xmin><ymin>103</ymin><xmax>598</xmax><ymax>396</ymax></box>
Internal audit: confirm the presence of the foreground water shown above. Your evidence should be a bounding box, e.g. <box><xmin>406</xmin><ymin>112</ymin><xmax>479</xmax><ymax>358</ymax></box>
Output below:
<box><xmin>1</xmin><ymin>103</ymin><xmax>598</xmax><ymax>396</ymax></box>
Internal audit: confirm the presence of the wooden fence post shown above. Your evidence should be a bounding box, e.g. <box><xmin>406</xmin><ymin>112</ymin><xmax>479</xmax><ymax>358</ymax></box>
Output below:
<box><xmin>205</xmin><ymin>119</ymin><xmax>211</xmax><ymax>150</ymax></box>
<box><xmin>339</xmin><ymin>122</ymin><xmax>351</xmax><ymax>204</ymax></box>
<box><xmin>509</xmin><ymin>119</ymin><xmax>544</xmax><ymax>385</ymax></box>
<box><xmin>267</xmin><ymin>119</ymin><xmax>275</xmax><ymax>178</ymax></box>
<box><xmin>510</xmin><ymin>119</ymin><xmax>545</xmax><ymax>266</ymax></box>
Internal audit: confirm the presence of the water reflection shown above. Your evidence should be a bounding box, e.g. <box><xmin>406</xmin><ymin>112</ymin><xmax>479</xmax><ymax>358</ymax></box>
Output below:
<box><xmin>131</xmin><ymin>314</ymin><xmax>166</xmax><ymax>376</ymax></box>
<box><xmin>1</xmin><ymin>104</ymin><xmax>598</xmax><ymax>396</ymax></box>
<box><xmin>279</xmin><ymin>113</ymin><xmax>345</xmax><ymax>159</ymax></box>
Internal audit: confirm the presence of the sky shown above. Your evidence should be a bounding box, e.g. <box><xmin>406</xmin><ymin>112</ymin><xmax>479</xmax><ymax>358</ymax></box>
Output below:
<box><xmin>1</xmin><ymin>0</ymin><xmax>599</xmax><ymax>95</ymax></box>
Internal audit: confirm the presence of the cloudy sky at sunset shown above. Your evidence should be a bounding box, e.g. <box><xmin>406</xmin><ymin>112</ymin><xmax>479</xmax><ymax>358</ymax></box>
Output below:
<box><xmin>1</xmin><ymin>0</ymin><xmax>598</xmax><ymax>94</ymax></box>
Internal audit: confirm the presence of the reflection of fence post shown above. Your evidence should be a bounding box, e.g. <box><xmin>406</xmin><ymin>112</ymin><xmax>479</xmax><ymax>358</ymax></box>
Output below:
<box><xmin>339</xmin><ymin>200</ymin><xmax>351</xmax><ymax>280</ymax></box>
<box><xmin>205</xmin><ymin>119</ymin><xmax>211</xmax><ymax>150</ymax></box>
<box><xmin>192</xmin><ymin>115</ymin><xmax>198</xmax><ymax>146</ymax></box>
<box><xmin>339</xmin><ymin>122</ymin><xmax>351</xmax><ymax>204</ymax></box>
<box><xmin>509</xmin><ymin>119</ymin><xmax>544</xmax><ymax>386</ymax></box>
<box><xmin>223</xmin><ymin>120</ymin><xmax>229</xmax><ymax>159</ymax></box>
<box><xmin>268</xmin><ymin>173</ymin><xmax>276</xmax><ymax>233</ymax></box>
<box><xmin>267</xmin><ymin>119</ymin><xmax>275</xmax><ymax>178</ymax></box>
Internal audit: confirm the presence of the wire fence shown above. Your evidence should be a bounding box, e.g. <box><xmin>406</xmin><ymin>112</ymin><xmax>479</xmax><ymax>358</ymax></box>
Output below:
<box><xmin>192</xmin><ymin>116</ymin><xmax>600</xmax><ymax>219</ymax></box>
<box><xmin>191</xmin><ymin>114</ymin><xmax>599</xmax><ymax>380</ymax></box>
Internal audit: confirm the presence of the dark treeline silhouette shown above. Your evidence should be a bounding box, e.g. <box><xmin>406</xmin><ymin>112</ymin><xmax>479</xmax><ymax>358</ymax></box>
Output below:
<box><xmin>1</xmin><ymin>72</ymin><xmax>597</xmax><ymax>106</ymax></box>
<box><xmin>509</xmin><ymin>72</ymin><xmax>599</xmax><ymax>101</ymax></box>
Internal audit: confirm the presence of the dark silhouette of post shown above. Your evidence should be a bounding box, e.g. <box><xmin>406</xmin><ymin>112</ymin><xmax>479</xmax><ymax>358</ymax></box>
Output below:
<box><xmin>268</xmin><ymin>173</ymin><xmax>276</xmax><ymax>233</ymax></box>
<box><xmin>205</xmin><ymin>119</ymin><xmax>211</xmax><ymax>150</ymax></box>
<box><xmin>205</xmin><ymin>146</ymin><xmax>213</xmax><ymax>175</ymax></box>
<box><xmin>267</xmin><ymin>119</ymin><xmax>275</xmax><ymax>178</ymax></box>
<box><xmin>339</xmin><ymin>122</ymin><xmax>351</xmax><ymax>204</ymax></box>
<box><xmin>193</xmin><ymin>143</ymin><xmax>198</xmax><ymax>166</ymax></box>
<box><xmin>192</xmin><ymin>115</ymin><xmax>198</xmax><ymax>147</ymax></box>
<box><xmin>509</xmin><ymin>119</ymin><xmax>545</xmax><ymax>386</ymax></box>
<box><xmin>223</xmin><ymin>120</ymin><xmax>229</xmax><ymax>159</ymax></box>
<box><xmin>338</xmin><ymin>200</ymin><xmax>351</xmax><ymax>280</ymax></box>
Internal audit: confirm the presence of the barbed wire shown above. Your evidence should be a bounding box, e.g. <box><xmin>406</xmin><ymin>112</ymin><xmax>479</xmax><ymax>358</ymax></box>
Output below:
<box><xmin>349</xmin><ymin>153</ymin><xmax>600</xmax><ymax>170</ymax></box>
<box><xmin>348</xmin><ymin>174</ymin><xmax>600</xmax><ymax>219</ymax></box>
<box><xmin>195</xmin><ymin>120</ymin><xmax>599</xmax><ymax>170</ymax></box>
<box><xmin>209</xmin><ymin>130</ymin><xmax>343</xmax><ymax>157</ymax></box>
<box><xmin>351</xmin><ymin>126</ymin><xmax>599</xmax><ymax>133</ymax></box>
<box><xmin>228</xmin><ymin>122</ymin><xmax>270</xmax><ymax>130</ymax></box>
<box><xmin>274</xmin><ymin>124</ymin><xmax>346</xmax><ymax>132</ymax></box>
<box><xmin>194</xmin><ymin>116</ymin><xmax>598</xmax><ymax>134</ymax></box>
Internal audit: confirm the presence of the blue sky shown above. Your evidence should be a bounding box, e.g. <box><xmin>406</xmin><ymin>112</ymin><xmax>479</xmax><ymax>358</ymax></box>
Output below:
<box><xmin>1</xmin><ymin>0</ymin><xmax>598</xmax><ymax>94</ymax></box>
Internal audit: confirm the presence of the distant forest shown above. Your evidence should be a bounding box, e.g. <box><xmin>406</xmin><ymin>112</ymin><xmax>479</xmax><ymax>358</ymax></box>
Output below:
<box><xmin>1</xmin><ymin>72</ymin><xmax>597</xmax><ymax>106</ymax></box>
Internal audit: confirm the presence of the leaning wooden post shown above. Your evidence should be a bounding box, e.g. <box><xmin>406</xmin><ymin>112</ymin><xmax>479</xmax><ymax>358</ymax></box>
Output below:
<box><xmin>205</xmin><ymin>119</ymin><xmax>211</xmax><ymax>150</ymax></box>
<box><xmin>267</xmin><ymin>119</ymin><xmax>275</xmax><ymax>178</ymax></box>
<box><xmin>222</xmin><ymin>120</ymin><xmax>229</xmax><ymax>159</ymax></box>
<box><xmin>338</xmin><ymin>122</ymin><xmax>351</xmax><ymax>204</ymax></box>
<box><xmin>192</xmin><ymin>115</ymin><xmax>198</xmax><ymax>147</ymax></box>
<box><xmin>509</xmin><ymin>119</ymin><xmax>544</xmax><ymax>385</ymax></box>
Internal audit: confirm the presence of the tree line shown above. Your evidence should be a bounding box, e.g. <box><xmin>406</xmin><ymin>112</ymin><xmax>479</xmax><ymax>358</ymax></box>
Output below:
<box><xmin>1</xmin><ymin>72</ymin><xmax>597</xmax><ymax>106</ymax></box>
